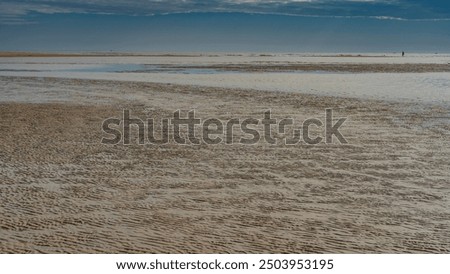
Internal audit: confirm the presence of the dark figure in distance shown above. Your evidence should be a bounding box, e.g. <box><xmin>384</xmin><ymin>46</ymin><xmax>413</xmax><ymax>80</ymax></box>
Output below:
<box><xmin>402</xmin><ymin>51</ymin><xmax>405</xmax><ymax>57</ymax></box>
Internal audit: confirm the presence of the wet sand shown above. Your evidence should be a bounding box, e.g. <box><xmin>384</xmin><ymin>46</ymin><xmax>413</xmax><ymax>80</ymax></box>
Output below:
<box><xmin>167</xmin><ymin>63</ymin><xmax>450</xmax><ymax>73</ymax></box>
<box><xmin>2</xmin><ymin>55</ymin><xmax>450</xmax><ymax>105</ymax></box>
<box><xmin>0</xmin><ymin>76</ymin><xmax>449</xmax><ymax>253</ymax></box>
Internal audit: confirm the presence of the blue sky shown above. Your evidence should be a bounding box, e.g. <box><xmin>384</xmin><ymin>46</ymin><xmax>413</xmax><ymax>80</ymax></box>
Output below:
<box><xmin>1</xmin><ymin>1</ymin><xmax>450</xmax><ymax>52</ymax></box>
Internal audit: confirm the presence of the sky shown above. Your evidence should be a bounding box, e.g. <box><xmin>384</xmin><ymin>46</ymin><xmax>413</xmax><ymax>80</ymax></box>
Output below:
<box><xmin>1</xmin><ymin>0</ymin><xmax>450</xmax><ymax>52</ymax></box>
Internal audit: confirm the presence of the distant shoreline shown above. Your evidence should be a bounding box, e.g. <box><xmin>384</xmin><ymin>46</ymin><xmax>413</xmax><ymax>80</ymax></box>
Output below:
<box><xmin>0</xmin><ymin>52</ymin><xmax>203</xmax><ymax>57</ymax></box>
<box><xmin>1</xmin><ymin>51</ymin><xmax>447</xmax><ymax>58</ymax></box>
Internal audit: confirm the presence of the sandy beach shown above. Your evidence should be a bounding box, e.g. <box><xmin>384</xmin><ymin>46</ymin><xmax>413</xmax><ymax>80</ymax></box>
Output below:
<box><xmin>0</xmin><ymin>55</ymin><xmax>449</xmax><ymax>253</ymax></box>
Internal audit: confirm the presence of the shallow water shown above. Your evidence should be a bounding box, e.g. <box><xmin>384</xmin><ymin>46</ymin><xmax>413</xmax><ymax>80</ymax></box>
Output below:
<box><xmin>1</xmin><ymin>55</ymin><xmax>449</xmax><ymax>105</ymax></box>
<box><xmin>0</xmin><ymin>63</ymin><xmax>240</xmax><ymax>74</ymax></box>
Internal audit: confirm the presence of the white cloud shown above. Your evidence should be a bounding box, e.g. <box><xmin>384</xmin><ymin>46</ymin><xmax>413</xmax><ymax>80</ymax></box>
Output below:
<box><xmin>0</xmin><ymin>0</ymin><xmax>448</xmax><ymax>24</ymax></box>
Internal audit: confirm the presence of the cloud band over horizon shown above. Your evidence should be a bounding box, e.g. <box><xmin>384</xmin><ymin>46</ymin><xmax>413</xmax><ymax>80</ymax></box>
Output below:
<box><xmin>1</xmin><ymin>0</ymin><xmax>450</xmax><ymax>25</ymax></box>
